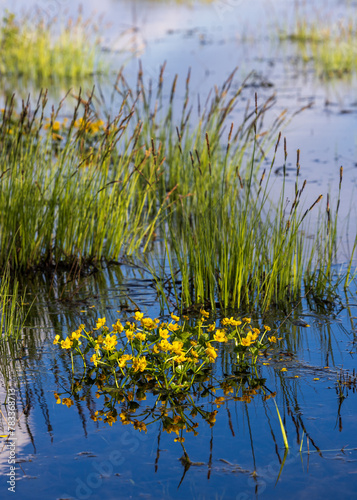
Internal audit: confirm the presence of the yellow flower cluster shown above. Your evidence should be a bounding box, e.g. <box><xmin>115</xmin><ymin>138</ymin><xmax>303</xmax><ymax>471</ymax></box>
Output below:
<box><xmin>132</xmin><ymin>356</ymin><xmax>147</xmax><ymax>372</ymax></box>
<box><xmin>74</xmin><ymin>117</ymin><xmax>105</xmax><ymax>134</ymax></box>
<box><xmin>222</xmin><ymin>317</ymin><xmax>242</xmax><ymax>327</ymax></box>
<box><xmin>53</xmin><ymin>311</ymin><xmax>277</xmax><ymax>407</ymax></box>
<box><xmin>241</xmin><ymin>330</ymin><xmax>259</xmax><ymax>347</ymax></box>
<box><xmin>102</xmin><ymin>334</ymin><xmax>118</xmax><ymax>351</ymax></box>
<box><xmin>213</xmin><ymin>329</ymin><xmax>228</xmax><ymax>343</ymax></box>
<box><xmin>112</xmin><ymin>320</ymin><xmax>124</xmax><ymax>333</ymax></box>
<box><xmin>95</xmin><ymin>317</ymin><xmax>107</xmax><ymax>330</ymax></box>
<box><xmin>205</xmin><ymin>343</ymin><xmax>218</xmax><ymax>363</ymax></box>
<box><xmin>119</xmin><ymin>354</ymin><xmax>132</xmax><ymax>368</ymax></box>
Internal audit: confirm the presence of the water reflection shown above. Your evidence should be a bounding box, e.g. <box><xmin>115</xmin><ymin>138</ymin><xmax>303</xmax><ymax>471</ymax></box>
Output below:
<box><xmin>0</xmin><ymin>266</ymin><xmax>357</xmax><ymax>497</ymax></box>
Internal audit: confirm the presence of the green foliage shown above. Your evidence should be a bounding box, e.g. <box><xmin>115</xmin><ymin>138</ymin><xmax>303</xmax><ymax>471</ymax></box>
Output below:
<box><xmin>280</xmin><ymin>15</ymin><xmax>357</xmax><ymax>78</ymax></box>
<box><xmin>0</xmin><ymin>90</ymin><xmax>169</xmax><ymax>269</ymax></box>
<box><xmin>0</xmin><ymin>268</ymin><xmax>26</xmax><ymax>340</ymax></box>
<box><xmin>0</xmin><ymin>11</ymin><xmax>104</xmax><ymax>83</ymax></box>
<box><xmin>0</xmin><ymin>66</ymin><xmax>355</xmax><ymax>311</ymax></box>
<box><xmin>53</xmin><ymin>311</ymin><xmax>276</xmax><ymax>393</ymax></box>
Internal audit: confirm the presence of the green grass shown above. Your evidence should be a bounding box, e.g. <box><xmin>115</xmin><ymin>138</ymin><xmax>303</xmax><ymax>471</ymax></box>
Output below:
<box><xmin>0</xmin><ymin>90</ymin><xmax>169</xmax><ymax>270</ymax></box>
<box><xmin>0</xmin><ymin>268</ymin><xmax>26</xmax><ymax>340</ymax></box>
<box><xmin>150</xmin><ymin>133</ymin><xmax>354</xmax><ymax>311</ymax></box>
<box><xmin>0</xmin><ymin>65</ymin><xmax>356</xmax><ymax>312</ymax></box>
<box><xmin>0</xmin><ymin>11</ymin><xmax>105</xmax><ymax>84</ymax></box>
<box><xmin>279</xmin><ymin>15</ymin><xmax>357</xmax><ymax>78</ymax></box>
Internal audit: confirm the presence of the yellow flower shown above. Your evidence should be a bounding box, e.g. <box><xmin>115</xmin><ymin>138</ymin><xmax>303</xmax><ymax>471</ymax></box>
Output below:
<box><xmin>207</xmin><ymin>410</ymin><xmax>217</xmax><ymax>426</ymax></box>
<box><xmin>222</xmin><ymin>317</ymin><xmax>241</xmax><ymax>327</ymax></box>
<box><xmin>214</xmin><ymin>396</ymin><xmax>226</xmax><ymax>407</ymax></box>
<box><xmin>190</xmin><ymin>340</ymin><xmax>198</xmax><ymax>346</ymax></box>
<box><xmin>126</xmin><ymin>330</ymin><xmax>134</xmax><ymax>341</ymax></box>
<box><xmin>174</xmin><ymin>437</ymin><xmax>185</xmax><ymax>443</ymax></box>
<box><xmin>62</xmin><ymin>398</ymin><xmax>74</xmax><ymax>408</ymax></box>
<box><xmin>135</xmin><ymin>332</ymin><xmax>146</xmax><ymax>342</ymax></box>
<box><xmin>71</xmin><ymin>330</ymin><xmax>82</xmax><ymax>341</ymax></box>
<box><xmin>171</xmin><ymin>313</ymin><xmax>180</xmax><ymax>322</ymax></box>
<box><xmin>120</xmin><ymin>412</ymin><xmax>129</xmax><ymax>424</ymax></box>
<box><xmin>105</xmin><ymin>415</ymin><xmax>117</xmax><ymax>427</ymax></box>
<box><xmin>171</xmin><ymin>340</ymin><xmax>184</xmax><ymax>355</ymax></box>
<box><xmin>119</xmin><ymin>354</ymin><xmax>132</xmax><ymax>368</ymax></box>
<box><xmin>141</xmin><ymin>317</ymin><xmax>157</xmax><ymax>330</ymax></box>
<box><xmin>268</xmin><ymin>336</ymin><xmax>277</xmax><ymax>343</ymax></box>
<box><xmin>133</xmin><ymin>420</ymin><xmax>147</xmax><ymax>433</ymax></box>
<box><xmin>90</xmin><ymin>353</ymin><xmax>100</xmax><ymax>367</ymax></box>
<box><xmin>112</xmin><ymin>320</ymin><xmax>124</xmax><ymax>333</ymax></box>
<box><xmin>264</xmin><ymin>325</ymin><xmax>271</xmax><ymax>331</ymax></box>
<box><xmin>102</xmin><ymin>334</ymin><xmax>118</xmax><ymax>351</ymax></box>
<box><xmin>168</xmin><ymin>323</ymin><xmax>180</xmax><ymax>332</ymax></box>
<box><xmin>53</xmin><ymin>334</ymin><xmax>60</xmax><ymax>345</ymax></box>
<box><xmin>96</xmin><ymin>335</ymin><xmax>104</xmax><ymax>345</ymax></box>
<box><xmin>54</xmin><ymin>392</ymin><xmax>61</xmax><ymax>404</ymax></box>
<box><xmin>173</xmin><ymin>353</ymin><xmax>187</xmax><ymax>364</ymax></box>
<box><xmin>134</xmin><ymin>311</ymin><xmax>144</xmax><ymax>321</ymax></box>
<box><xmin>241</xmin><ymin>337</ymin><xmax>252</xmax><ymax>347</ymax></box>
<box><xmin>281</xmin><ymin>367</ymin><xmax>287</xmax><ymax>372</ymax></box>
<box><xmin>52</xmin><ymin>121</ymin><xmax>61</xmax><ymax>132</ymax></box>
<box><xmin>208</xmin><ymin>323</ymin><xmax>216</xmax><ymax>332</ymax></box>
<box><xmin>159</xmin><ymin>328</ymin><xmax>170</xmax><ymax>339</ymax></box>
<box><xmin>231</xmin><ymin>319</ymin><xmax>242</xmax><ymax>327</ymax></box>
<box><xmin>94</xmin><ymin>317</ymin><xmax>106</xmax><ymax>330</ymax></box>
<box><xmin>213</xmin><ymin>329</ymin><xmax>228</xmax><ymax>343</ymax></box>
<box><xmin>159</xmin><ymin>339</ymin><xmax>171</xmax><ymax>351</ymax></box>
<box><xmin>61</xmin><ymin>337</ymin><xmax>73</xmax><ymax>349</ymax></box>
<box><xmin>132</xmin><ymin>356</ymin><xmax>147</xmax><ymax>372</ymax></box>
<box><xmin>242</xmin><ymin>317</ymin><xmax>251</xmax><ymax>324</ymax></box>
<box><xmin>200</xmin><ymin>308</ymin><xmax>209</xmax><ymax>318</ymax></box>
<box><xmin>205</xmin><ymin>344</ymin><xmax>217</xmax><ymax>363</ymax></box>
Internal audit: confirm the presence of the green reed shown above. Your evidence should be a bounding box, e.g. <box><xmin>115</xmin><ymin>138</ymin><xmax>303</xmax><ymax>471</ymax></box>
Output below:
<box><xmin>0</xmin><ymin>11</ymin><xmax>105</xmax><ymax>84</ymax></box>
<box><xmin>280</xmin><ymin>14</ymin><xmax>357</xmax><ymax>78</ymax></box>
<box><xmin>0</xmin><ymin>66</ymin><xmax>355</xmax><ymax>311</ymax></box>
<box><xmin>162</xmin><ymin>134</ymin><xmax>355</xmax><ymax>310</ymax></box>
<box><xmin>0</xmin><ymin>89</ymin><xmax>170</xmax><ymax>270</ymax></box>
<box><xmin>0</xmin><ymin>267</ymin><xmax>26</xmax><ymax>340</ymax></box>
<box><xmin>107</xmin><ymin>67</ymin><xmax>356</xmax><ymax>311</ymax></box>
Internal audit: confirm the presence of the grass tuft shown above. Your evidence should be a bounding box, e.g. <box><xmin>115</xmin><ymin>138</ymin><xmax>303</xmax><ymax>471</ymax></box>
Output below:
<box><xmin>0</xmin><ymin>10</ymin><xmax>105</xmax><ymax>84</ymax></box>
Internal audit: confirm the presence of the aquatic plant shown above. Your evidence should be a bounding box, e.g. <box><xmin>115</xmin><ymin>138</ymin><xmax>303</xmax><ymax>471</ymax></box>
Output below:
<box><xmin>53</xmin><ymin>311</ymin><xmax>277</xmax><ymax>393</ymax></box>
<box><xmin>0</xmin><ymin>66</ymin><xmax>355</xmax><ymax>311</ymax></box>
<box><xmin>280</xmin><ymin>15</ymin><xmax>357</xmax><ymax>78</ymax></box>
<box><xmin>0</xmin><ymin>268</ymin><xmax>27</xmax><ymax>340</ymax></box>
<box><xmin>147</xmin><ymin>132</ymin><xmax>355</xmax><ymax>311</ymax></box>
<box><xmin>0</xmin><ymin>11</ymin><xmax>105</xmax><ymax>83</ymax></box>
<box><xmin>0</xmin><ymin>90</ymin><xmax>171</xmax><ymax>270</ymax></box>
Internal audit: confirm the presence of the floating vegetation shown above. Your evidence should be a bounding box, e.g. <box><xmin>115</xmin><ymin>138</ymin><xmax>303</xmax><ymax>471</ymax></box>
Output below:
<box><xmin>0</xmin><ymin>10</ymin><xmax>105</xmax><ymax>83</ymax></box>
<box><xmin>280</xmin><ymin>15</ymin><xmax>357</xmax><ymax>78</ymax></box>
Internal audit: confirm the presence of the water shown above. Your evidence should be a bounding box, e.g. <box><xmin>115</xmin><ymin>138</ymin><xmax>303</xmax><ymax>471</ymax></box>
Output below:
<box><xmin>1</xmin><ymin>0</ymin><xmax>357</xmax><ymax>498</ymax></box>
